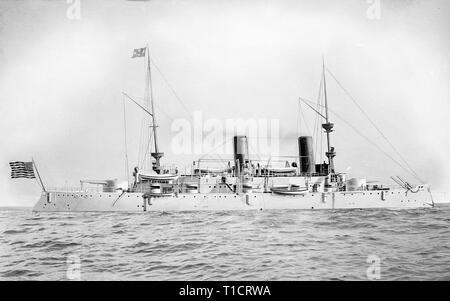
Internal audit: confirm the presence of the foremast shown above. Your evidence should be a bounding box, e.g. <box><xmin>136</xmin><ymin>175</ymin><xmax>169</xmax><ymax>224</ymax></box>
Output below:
<box><xmin>144</xmin><ymin>45</ymin><xmax>164</xmax><ymax>174</ymax></box>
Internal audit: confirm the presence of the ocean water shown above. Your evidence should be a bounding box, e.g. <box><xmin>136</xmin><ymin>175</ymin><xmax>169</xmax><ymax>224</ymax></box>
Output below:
<box><xmin>0</xmin><ymin>206</ymin><xmax>449</xmax><ymax>281</ymax></box>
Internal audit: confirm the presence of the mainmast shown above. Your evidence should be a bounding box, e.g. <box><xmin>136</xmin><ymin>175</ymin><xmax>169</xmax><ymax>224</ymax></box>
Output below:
<box><xmin>145</xmin><ymin>46</ymin><xmax>164</xmax><ymax>174</ymax></box>
<box><xmin>321</xmin><ymin>57</ymin><xmax>336</xmax><ymax>174</ymax></box>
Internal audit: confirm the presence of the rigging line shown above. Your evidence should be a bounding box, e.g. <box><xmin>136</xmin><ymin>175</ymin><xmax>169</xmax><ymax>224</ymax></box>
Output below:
<box><xmin>313</xmin><ymin>71</ymin><xmax>324</xmax><ymax>138</ymax></box>
<box><xmin>298</xmin><ymin>100</ymin><xmax>311</xmax><ymax>135</ymax></box>
<box><xmin>122</xmin><ymin>96</ymin><xmax>130</xmax><ymax>187</ymax></box>
<box><xmin>139</xmin><ymin>123</ymin><xmax>154</xmax><ymax>170</ymax></box>
<box><xmin>325</xmin><ymin>67</ymin><xmax>423</xmax><ymax>182</ymax></box>
<box><xmin>137</xmin><ymin>112</ymin><xmax>145</xmax><ymax>169</ymax></box>
<box><xmin>247</xmin><ymin>140</ymin><xmax>266</xmax><ymax>164</ymax></box>
<box><xmin>315</xmin><ymin>97</ymin><xmax>323</xmax><ymax>160</ymax></box>
<box><xmin>313</xmin><ymin>82</ymin><xmax>322</xmax><ymax>161</ymax></box>
<box><xmin>301</xmin><ymin>97</ymin><xmax>424</xmax><ymax>182</ymax></box>
<box><xmin>197</xmin><ymin>136</ymin><xmax>233</xmax><ymax>161</ymax></box>
<box><xmin>299</xmin><ymin>97</ymin><xmax>326</xmax><ymax>119</ymax></box>
<box><xmin>176</xmin><ymin>137</ymin><xmax>234</xmax><ymax>174</ymax></box>
<box><xmin>135</xmin><ymin>106</ymin><xmax>152</xmax><ymax>170</ymax></box>
<box><xmin>149</xmin><ymin>58</ymin><xmax>194</xmax><ymax>121</ymax></box>
<box><xmin>122</xmin><ymin>92</ymin><xmax>153</xmax><ymax>117</ymax></box>
<box><xmin>124</xmin><ymin>93</ymin><xmax>176</xmax><ymax>123</ymax></box>
<box><xmin>126</xmin><ymin>92</ymin><xmax>148</xmax><ymax>168</ymax></box>
<box><xmin>211</xmin><ymin>150</ymin><xmax>231</xmax><ymax>168</ymax></box>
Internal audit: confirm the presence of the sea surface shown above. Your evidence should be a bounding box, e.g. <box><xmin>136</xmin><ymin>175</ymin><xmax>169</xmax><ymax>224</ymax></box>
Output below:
<box><xmin>1</xmin><ymin>206</ymin><xmax>449</xmax><ymax>281</ymax></box>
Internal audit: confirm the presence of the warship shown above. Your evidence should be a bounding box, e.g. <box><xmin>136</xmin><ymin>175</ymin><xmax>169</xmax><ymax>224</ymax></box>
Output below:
<box><xmin>30</xmin><ymin>47</ymin><xmax>434</xmax><ymax>212</ymax></box>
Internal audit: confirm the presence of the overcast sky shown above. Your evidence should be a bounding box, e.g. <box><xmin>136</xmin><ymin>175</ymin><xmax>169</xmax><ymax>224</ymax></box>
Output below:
<box><xmin>0</xmin><ymin>0</ymin><xmax>448</xmax><ymax>206</ymax></box>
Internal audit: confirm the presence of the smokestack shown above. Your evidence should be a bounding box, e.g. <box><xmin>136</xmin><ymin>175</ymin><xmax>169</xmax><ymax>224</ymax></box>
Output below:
<box><xmin>298</xmin><ymin>136</ymin><xmax>315</xmax><ymax>173</ymax></box>
<box><xmin>233</xmin><ymin>135</ymin><xmax>249</xmax><ymax>171</ymax></box>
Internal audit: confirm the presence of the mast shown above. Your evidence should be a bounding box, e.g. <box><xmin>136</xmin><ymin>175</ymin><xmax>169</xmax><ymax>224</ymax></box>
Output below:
<box><xmin>146</xmin><ymin>46</ymin><xmax>164</xmax><ymax>174</ymax></box>
<box><xmin>321</xmin><ymin>57</ymin><xmax>336</xmax><ymax>174</ymax></box>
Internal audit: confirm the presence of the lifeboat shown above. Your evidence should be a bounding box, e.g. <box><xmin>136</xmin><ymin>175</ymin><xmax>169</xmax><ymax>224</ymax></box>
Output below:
<box><xmin>271</xmin><ymin>185</ymin><xmax>309</xmax><ymax>195</ymax></box>
<box><xmin>139</xmin><ymin>173</ymin><xmax>179</xmax><ymax>182</ymax></box>
<box><xmin>264</xmin><ymin>167</ymin><xmax>297</xmax><ymax>175</ymax></box>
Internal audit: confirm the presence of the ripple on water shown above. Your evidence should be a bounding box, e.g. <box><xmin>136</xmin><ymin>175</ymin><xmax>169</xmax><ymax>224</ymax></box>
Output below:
<box><xmin>3</xmin><ymin>229</ymin><xmax>29</xmax><ymax>235</ymax></box>
<box><xmin>0</xmin><ymin>207</ymin><xmax>449</xmax><ymax>280</ymax></box>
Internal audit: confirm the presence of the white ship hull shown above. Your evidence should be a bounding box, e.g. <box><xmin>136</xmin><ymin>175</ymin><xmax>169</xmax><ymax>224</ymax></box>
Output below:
<box><xmin>32</xmin><ymin>188</ymin><xmax>434</xmax><ymax>212</ymax></box>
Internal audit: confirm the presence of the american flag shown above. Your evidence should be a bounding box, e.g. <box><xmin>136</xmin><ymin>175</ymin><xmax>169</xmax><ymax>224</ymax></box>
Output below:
<box><xmin>132</xmin><ymin>47</ymin><xmax>146</xmax><ymax>58</ymax></box>
<box><xmin>9</xmin><ymin>161</ymin><xmax>35</xmax><ymax>179</ymax></box>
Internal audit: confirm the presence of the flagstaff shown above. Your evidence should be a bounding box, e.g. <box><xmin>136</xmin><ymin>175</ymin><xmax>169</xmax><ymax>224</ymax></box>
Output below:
<box><xmin>32</xmin><ymin>158</ymin><xmax>46</xmax><ymax>193</ymax></box>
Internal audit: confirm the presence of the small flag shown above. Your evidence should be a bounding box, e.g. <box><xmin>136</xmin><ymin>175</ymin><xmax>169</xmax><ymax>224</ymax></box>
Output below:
<box><xmin>132</xmin><ymin>47</ymin><xmax>146</xmax><ymax>58</ymax></box>
<box><xmin>9</xmin><ymin>161</ymin><xmax>35</xmax><ymax>179</ymax></box>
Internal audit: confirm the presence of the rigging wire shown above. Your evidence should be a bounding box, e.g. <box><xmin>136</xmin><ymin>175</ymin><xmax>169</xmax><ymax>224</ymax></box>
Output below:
<box><xmin>301</xmin><ymin>97</ymin><xmax>423</xmax><ymax>182</ymax></box>
<box><xmin>325</xmin><ymin>67</ymin><xmax>423</xmax><ymax>183</ymax></box>
<box><xmin>298</xmin><ymin>101</ymin><xmax>311</xmax><ymax>135</ymax></box>
<box><xmin>313</xmin><ymin>72</ymin><xmax>324</xmax><ymax>161</ymax></box>
<box><xmin>124</xmin><ymin>93</ymin><xmax>176</xmax><ymax>123</ymax></box>
<box><xmin>137</xmin><ymin>110</ymin><xmax>146</xmax><ymax>170</ymax></box>
<box><xmin>176</xmin><ymin>136</ymin><xmax>234</xmax><ymax>173</ymax></box>
<box><xmin>139</xmin><ymin>124</ymin><xmax>154</xmax><ymax>170</ymax></box>
<box><xmin>150</xmin><ymin>58</ymin><xmax>194</xmax><ymax>122</ymax></box>
<box><xmin>122</xmin><ymin>95</ymin><xmax>130</xmax><ymax>186</ymax></box>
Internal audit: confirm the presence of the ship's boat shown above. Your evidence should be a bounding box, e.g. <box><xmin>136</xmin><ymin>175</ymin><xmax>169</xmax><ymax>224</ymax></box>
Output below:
<box><xmin>271</xmin><ymin>188</ymin><xmax>309</xmax><ymax>195</ymax></box>
<box><xmin>265</xmin><ymin>167</ymin><xmax>297</xmax><ymax>174</ymax></box>
<box><xmin>271</xmin><ymin>185</ymin><xmax>309</xmax><ymax>195</ymax></box>
<box><xmin>139</xmin><ymin>173</ymin><xmax>179</xmax><ymax>181</ymax></box>
<box><xmin>194</xmin><ymin>168</ymin><xmax>228</xmax><ymax>175</ymax></box>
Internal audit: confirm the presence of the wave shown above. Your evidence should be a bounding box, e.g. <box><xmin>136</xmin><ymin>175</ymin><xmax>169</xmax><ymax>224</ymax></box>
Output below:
<box><xmin>1</xmin><ymin>207</ymin><xmax>450</xmax><ymax>280</ymax></box>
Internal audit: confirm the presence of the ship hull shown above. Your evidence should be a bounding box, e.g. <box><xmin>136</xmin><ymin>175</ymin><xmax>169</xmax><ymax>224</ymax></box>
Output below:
<box><xmin>32</xmin><ymin>189</ymin><xmax>434</xmax><ymax>212</ymax></box>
